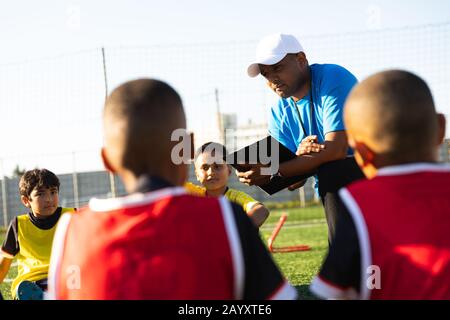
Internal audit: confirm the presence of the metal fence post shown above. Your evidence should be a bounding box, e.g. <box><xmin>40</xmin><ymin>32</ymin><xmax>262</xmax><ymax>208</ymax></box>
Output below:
<box><xmin>72</xmin><ymin>152</ymin><xmax>80</xmax><ymax>208</ymax></box>
<box><xmin>299</xmin><ymin>186</ymin><xmax>306</xmax><ymax>208</ymax></box>
<box><xmin>102</xmin><ymin>47</ymin><xmax>116</xmax><ymax>199</ymax></box>
<box><xmin>1</xmin><ymin>159</ymin><xmax>8</xmax><ymax>228</ymax></box>
<box><xmin>109</xmin><ymin>172</ymin><xmax>116</xmax><ymax>198</ymax></box>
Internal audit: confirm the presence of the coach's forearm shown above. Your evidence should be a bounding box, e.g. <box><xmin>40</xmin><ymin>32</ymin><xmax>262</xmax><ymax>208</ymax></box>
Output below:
<box><xmin>278</xmin><ymin>140</ymin><xmax>348</xmax><ymax>177</ymax></box>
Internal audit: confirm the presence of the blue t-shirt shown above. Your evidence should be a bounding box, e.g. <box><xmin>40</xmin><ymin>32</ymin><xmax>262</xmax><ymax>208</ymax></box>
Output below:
<box><xmin>268</xmin><ymin>63</ymin><xmax>357</xmax><ymax>152</ymax></box>
<box><xmin>268</xmin><ymin>64</ymin><xmax>357</xmax><ymax>190</ymax></box>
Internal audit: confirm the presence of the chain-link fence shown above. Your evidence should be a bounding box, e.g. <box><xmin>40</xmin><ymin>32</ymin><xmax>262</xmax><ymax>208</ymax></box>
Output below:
<box><xmin>0</xmin><ymin>159</ymin><xmax>319</xmax><ymax>227</ymax></box>
<box><xmin>1</xmin><ymin>22</ymin><xmax>450</xmax><ymax>227</ymax></box>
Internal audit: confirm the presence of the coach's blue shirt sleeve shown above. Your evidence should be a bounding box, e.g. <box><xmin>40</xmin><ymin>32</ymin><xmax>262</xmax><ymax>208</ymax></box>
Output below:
<box><xmin>320</xmin><ymin>65</ymin><xmax>358</xmax><ymax>135</ymax></box>
<box><xmin>268</xmin><ymin>102</ymin><xmax>297</xmax><ymax>153</ymax></box>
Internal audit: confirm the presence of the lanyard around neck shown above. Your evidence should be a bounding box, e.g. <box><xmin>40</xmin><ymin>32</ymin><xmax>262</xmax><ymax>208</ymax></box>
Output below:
<box><xmin>294</xmin><ymin>80</ymin><xmax>314</xmax><ymax>138</ymax></box>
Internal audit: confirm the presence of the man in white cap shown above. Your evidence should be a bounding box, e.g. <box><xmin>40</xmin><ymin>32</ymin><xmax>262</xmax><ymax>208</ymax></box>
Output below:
<box><xmin>237</xmin><ymin>33</ymin><xmax>365</xmax><ymax>244</ymax></box>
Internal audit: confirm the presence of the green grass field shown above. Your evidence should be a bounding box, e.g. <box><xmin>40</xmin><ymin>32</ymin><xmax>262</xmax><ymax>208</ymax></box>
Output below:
<box><xmin>0</xmin><ymin>205</ymin><xmax>327</xmax><ymax>300</ymax></box>
<box><xmin>260</xmin><ymin>206</ymin><xmax>328</xmax><ymax>299</ymax></box>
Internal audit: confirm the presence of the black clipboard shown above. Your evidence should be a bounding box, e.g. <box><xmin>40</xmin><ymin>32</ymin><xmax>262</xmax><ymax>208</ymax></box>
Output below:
<box><xmin>226</xmin><ymin>136</ymin><xmax>316</xmax><ymax>195</ymax></box>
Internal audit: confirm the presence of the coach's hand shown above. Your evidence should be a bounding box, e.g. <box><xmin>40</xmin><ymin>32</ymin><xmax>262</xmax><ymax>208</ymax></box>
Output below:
<box><xmin>296</xmin><ymin>135</ymin><xmax>325</xmax><ymax>156</ymax></box>
<box><xmin>236</xmin><ymin>164</ymin><xmax>271</xmax><ymax>186</ymax></box>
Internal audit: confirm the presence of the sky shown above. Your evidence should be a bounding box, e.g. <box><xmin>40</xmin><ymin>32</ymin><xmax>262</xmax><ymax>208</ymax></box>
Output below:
<box><xmin>0</xmin><ymin>0</ymin><xmax>450</xmax><ymax>175</ymax></box>
<box><xmin>1</xmin><ymin>0</ymin><xmax>449</xmax><ymax>58</ymax></box>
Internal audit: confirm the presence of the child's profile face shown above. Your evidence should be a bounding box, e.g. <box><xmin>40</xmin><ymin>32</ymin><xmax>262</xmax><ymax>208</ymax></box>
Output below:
<box><xmin>195</xmin><ymin>152</ymin><xmax>231</xmax><ymax>191</ymax></box>
<box><xmin>22</xmin><ymin>186</ymin><xmax>59</xmax><ymax>218</ymax></box>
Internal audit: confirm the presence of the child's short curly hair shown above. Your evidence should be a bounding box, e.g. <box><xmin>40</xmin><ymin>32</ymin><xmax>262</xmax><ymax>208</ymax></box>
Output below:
<box><xmin>194</xmin><ymin>142</ymin><xmax>228</xmax><ymax>162</ymax></box>
<box><xmin>19</xmin><ymin>169</ymin><xmax>60</xmax><ymax>198</ymax></box>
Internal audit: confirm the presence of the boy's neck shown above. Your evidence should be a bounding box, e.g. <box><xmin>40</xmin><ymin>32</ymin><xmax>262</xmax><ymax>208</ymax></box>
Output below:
<box><xmin>122</xmin><ymin>169</ymin><xmax>183</xmax><ymax>194</ymax></box>
<box><xmin>368</xmin><ymin>154</ymin><xmax>440</xmax><ymax>179</ymax></box>
<box><xmin>31</xmin><ymin>208</ymin><xmax>59</xmax><ymax>219</ymax></box>
<box><xmin>31</xmin><ymin>212</ymin><xmax>45</xmax><ymax>219</ymax></box>
<box><xmin>205</xmin><ymin>185</ymin><xmax>228</xmax><ymax>197</ymax></box>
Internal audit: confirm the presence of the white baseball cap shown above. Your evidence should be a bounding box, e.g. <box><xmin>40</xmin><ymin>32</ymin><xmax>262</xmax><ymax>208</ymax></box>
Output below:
<box><xmin>247</xmin><ymin>33</ymin><xmax>304</xmax><ymax>78</ymax></box>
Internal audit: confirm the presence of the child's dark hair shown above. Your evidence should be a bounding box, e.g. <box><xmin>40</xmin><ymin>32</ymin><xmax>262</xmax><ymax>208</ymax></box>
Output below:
<box><xmin>194</xmin><ymin>142</ymin><xmax>228</xmax><ymax>162</ymax></box>
<box><xmin>19</xmin><ymin>169</ymin><xmax>60</xmax><ymax>198</ymax></box>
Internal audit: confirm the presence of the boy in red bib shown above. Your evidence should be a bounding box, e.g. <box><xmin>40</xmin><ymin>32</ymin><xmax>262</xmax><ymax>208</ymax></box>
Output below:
<box><xmin>311</xmin><ymin>70</ymin><xmax>450</xmax><ymax>299</ymax></box>
<box><xmin>48</xmin><ymin>79</ymin><xmax>296</xmax><ymax>300</ymax></box>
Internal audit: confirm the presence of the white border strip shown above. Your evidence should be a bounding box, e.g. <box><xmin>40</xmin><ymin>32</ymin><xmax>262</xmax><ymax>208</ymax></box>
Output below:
<box><xmin>270</xmin><ymin>281</ymin><xmax>298</xmax><ymax>300</ymax></box>
<box><xmin>47</xmin><ymin>213</ymin><xmax>73</xmax><ymax>300</ymax></box>
<box><xmin>339</xmin><ymin>188</ymin><xmax>372</xmax><ymax>300</ymax></box>
<box><xmin>377</xmin><ymin>163</ymin><xmax>450</xmax><ymax>177</ymax></box>
<box><xmin>218</xmin><ymin>197</ymin><xmax>245</xmax><ymax>300</ymax></box>
<box><xmin>88</xmin><ymin>187</ymin><xmax>187</xmax><ymax>212</ymax></box>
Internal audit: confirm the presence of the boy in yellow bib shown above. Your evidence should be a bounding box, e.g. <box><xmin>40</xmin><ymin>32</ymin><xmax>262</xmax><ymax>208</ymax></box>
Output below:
<box><xmin>185</xmin><ymin>142</ymin><xmax>270</xmax><ymax>227</ymax></box>
<box><xmin>0</xmin><ymin>169</ymin><xmax>75</xmax><ymax>299</ymax></box>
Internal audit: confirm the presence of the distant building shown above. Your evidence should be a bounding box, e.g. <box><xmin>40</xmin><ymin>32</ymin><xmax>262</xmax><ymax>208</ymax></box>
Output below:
<box><xmin>224</xmin><ymin>120</ymin><xmax>268</xmax><ymax>152</ymax></box>
<box><xmin>194</xmin><ymin>113</ymin><xmax>266</xmax><ymax>149</ymax></box>
<box><xmin>193</xmin><ymin>112</ymin><xmax>237</xmax><ymax>148</ymax></box>
<box><xmin>222</xmin><ymin>113</ymin><xmax>237</xmax><ymax>131</ymax></box>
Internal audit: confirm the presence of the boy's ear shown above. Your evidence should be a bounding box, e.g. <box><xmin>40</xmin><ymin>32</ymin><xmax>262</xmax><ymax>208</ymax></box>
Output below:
<box><xmin>189</xmin><ymin>132</ymin><xmax>195</xmax><ymax>161</ymax></box>
<box><xmin>101</xmin><ymin>147</ymin><xmax>116</xmax><ymax>174</ymax></box>
<box><xmin>437</xmin><ymin>113</ymin><xmax>446</xmax><ymax>145</ymax></box>
<box><xmin>353</xmin><ymin>140</ymin><xmax>375</xmax><ymax>167</ymax></box>
<box><xmin>21</xmin><ymin>195</ymin><xmax>31</xmax><ymax>208</ymax></box>
<box><xmin>227</xmin><ymin>164</ymin><xmax>232</xmax><ymax>176</ymax></box>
